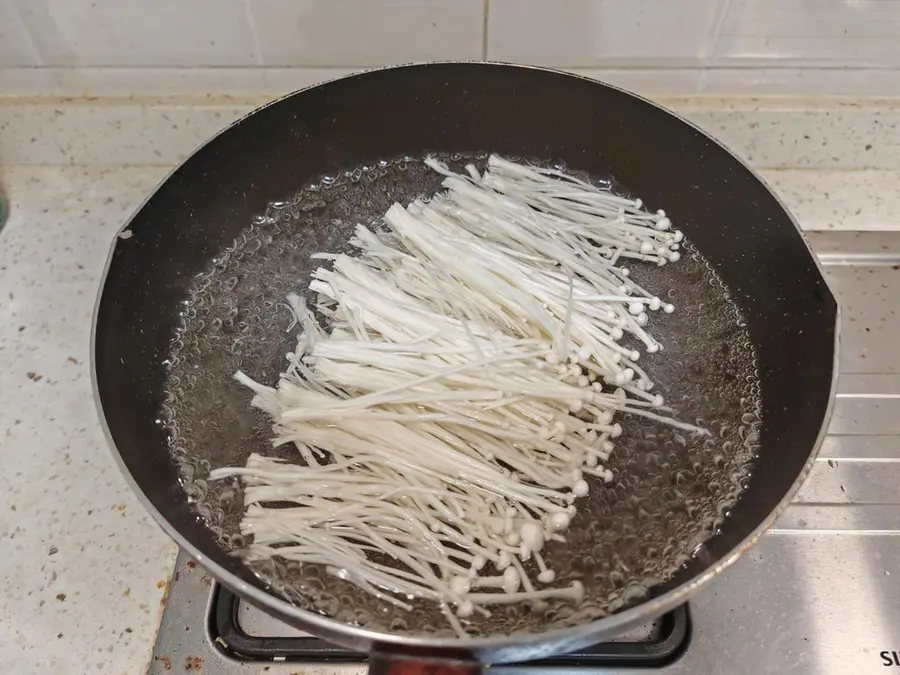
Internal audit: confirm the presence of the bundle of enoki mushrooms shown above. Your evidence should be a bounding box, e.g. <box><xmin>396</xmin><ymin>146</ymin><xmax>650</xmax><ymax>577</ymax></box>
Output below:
<box><xmin>209</xmin><ymin>155</ymin><xmax>702</xmax><ymax>635</ymax></box>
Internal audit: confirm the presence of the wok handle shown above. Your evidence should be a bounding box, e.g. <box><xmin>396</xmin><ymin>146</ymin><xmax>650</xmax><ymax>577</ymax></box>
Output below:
<box><xmin>368</xmin><ymin>650</ymin><xmax>482</xmax><ymax>675</ymax></box>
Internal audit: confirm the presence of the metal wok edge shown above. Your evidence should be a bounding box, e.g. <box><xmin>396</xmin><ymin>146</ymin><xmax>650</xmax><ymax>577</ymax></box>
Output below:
<box><xmin>90</xmin><ymin>61</ymin><xmax>841</xmax><ymax>664</ymax></box>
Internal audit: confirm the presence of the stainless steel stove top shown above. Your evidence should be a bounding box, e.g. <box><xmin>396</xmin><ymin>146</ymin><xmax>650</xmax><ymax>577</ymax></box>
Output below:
<box><xmin>149</xmin><ymin>231</ymin><xmax>900</xmax><ymax>675</ymax></box>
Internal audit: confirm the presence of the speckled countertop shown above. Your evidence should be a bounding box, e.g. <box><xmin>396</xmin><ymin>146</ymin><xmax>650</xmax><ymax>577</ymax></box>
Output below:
<box><xmin>1</xmin><ymin>93</ymin><xmax>899</xmax><ymax>674</ymax></box>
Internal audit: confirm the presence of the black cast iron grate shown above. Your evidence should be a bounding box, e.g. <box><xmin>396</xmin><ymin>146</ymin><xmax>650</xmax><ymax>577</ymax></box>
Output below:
<box><xmin>210</xmin><ymin>585</ymin><xmax>690</xmax><ymax>669</ymax></box>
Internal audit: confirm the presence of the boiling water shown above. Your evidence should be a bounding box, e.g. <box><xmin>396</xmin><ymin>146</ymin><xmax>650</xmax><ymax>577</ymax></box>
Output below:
<box><xmin>161</xmin><ymin>154</ymin><xmax>761</xmax><ymax>637</ymax></box>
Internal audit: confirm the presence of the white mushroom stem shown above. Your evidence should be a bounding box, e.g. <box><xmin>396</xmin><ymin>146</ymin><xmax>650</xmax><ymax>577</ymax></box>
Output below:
<box><xmin>209</xmin><ymin>155</ymin><xmax>701</xmax><ymax>632</ymax></box>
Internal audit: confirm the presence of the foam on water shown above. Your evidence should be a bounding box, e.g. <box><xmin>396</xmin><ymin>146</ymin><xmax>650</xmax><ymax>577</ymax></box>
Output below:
<box><xmin>160</xmin><ymin>154</ymin><xmax>761</xmax><ymax>637</ymax></box>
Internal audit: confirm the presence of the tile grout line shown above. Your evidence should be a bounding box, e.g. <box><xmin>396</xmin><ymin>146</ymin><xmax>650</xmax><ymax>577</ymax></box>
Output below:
<box><xmin>481</xmin><ymin>0</ymin><xmax>490</xmax><ymax>60</ymax></box>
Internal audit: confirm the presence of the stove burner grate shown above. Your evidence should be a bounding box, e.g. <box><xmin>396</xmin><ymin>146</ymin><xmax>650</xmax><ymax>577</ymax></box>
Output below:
<box><xmin>210</xmin><ymin>585</ymin><xmax>690</xmax><ymax>669</ymax></box>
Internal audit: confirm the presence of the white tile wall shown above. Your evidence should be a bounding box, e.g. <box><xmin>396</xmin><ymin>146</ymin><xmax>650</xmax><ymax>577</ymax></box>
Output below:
<box><xmin>10</xmin><ymin>0</ymin><xmax>258</xmax><ymax>66</ymax></box>
<box><xmin>713</xmin><ymin>0</ymin><xmax>900</xmax><ymax>66</ymax></box>
<box><xmin>4</xmin><ymin>0</ymin><xmax>900</xmax><ymax>95</ymax></box>
<box><xmin>250</xmin><ymin>0</ymin><xmax>483</xmax><ymax>66</ymax></box>
<box><xmin>486</xmin><ymin>0</ymin><xmax>722</xmax><ymax>66</ymax></box>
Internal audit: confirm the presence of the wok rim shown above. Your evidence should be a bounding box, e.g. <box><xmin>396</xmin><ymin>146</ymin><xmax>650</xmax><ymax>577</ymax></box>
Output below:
<box><xmin>90</xmin><ymin>60</ymin><xmax>841</xmax><ymax>662</ymax></box>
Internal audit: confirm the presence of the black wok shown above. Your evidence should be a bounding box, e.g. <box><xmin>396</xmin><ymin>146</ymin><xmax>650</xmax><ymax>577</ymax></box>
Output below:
<box><xmin>92</xmin><ymin>63</ymin><xmax>837</xmax><ymax>673</ymax></box>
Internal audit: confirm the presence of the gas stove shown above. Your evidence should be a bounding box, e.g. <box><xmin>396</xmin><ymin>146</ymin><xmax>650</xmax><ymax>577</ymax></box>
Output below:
<box><xmin>149</xmin><ymin>231</ymin><xmax>900</xmax><ymax>675</ymax></box>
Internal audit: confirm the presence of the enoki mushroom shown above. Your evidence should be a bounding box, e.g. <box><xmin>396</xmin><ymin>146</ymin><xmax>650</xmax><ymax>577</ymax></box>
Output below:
<box><xmin>209</xmin><ymin>155</ymin><xmax>702</xmax><ymax>635</ymax></box>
